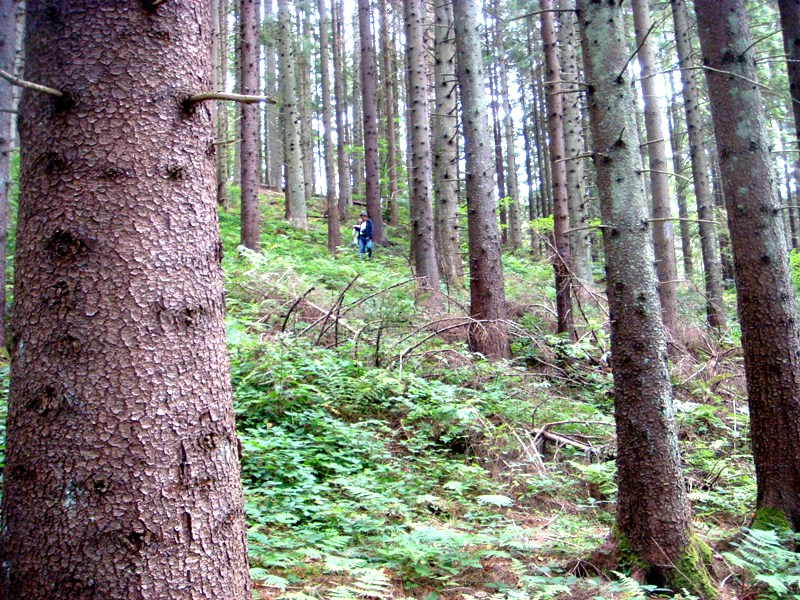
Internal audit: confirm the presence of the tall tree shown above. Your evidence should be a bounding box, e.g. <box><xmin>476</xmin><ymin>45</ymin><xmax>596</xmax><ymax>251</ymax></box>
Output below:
<box><xmin>558</xmin><ymin>0</ymin><xmax>593</xmax><ymax>284</ymax></box>
<box><xmin>578</xmin><ymin>0</ymin><xmax>714</xmax><ymax>591</ymax></box>
<box><xmin>404</xmin><ymin>0</ymin><xmax>442</xmax><ymax>303</ymax></box>
<box><xmin>433</xmin><ymin>0</ymin><xmax>464</xmax><ymax>286</ymax></box>
<box><xmin>319</xmin><ymin>0</ymin><xmax>340</xmax><ymax>254</ymax></box>
<box><xmin>453</xmin><ymin>0</ymin><xmax>510</xmax><ymax>360</ymax></box>
<box><xmin>212</xmin><ymin>0</ymin><xmax>230</xmax><ymax>207</ymax></box>
<box><xmin>695</xmin><ymin>0</ymin><xmax>800</xmax><ymax>530</ymax></box>
<box><xmin>332</xmin><ymin>0</ymin><xmax>351</xmax><ymax>220</ymax></box>
<box><xmin>358</xmin><ymin>0</ymin><xmax>385</xmax><ymax>243</ymax></box>
<box><xmin>0</xmin><ymin>0</ymin><xmax>17</xmax><ymax>348</ymax></box>
<box><xmin>541</xmin><ymin>0</ymin><xmax>575</xmax><ymax>337</ymax></box>
<box><xmin>380</xmin><ymin>0</ymin><xmax>399</xmax><ymax>226</ymax></box>
<box><xmin>668</xmin><ymin>91</ymin><xmax>693</xmax><ymax>278</ymax></box>
<box><xmin>779</xmin><ymin>0</ymin><xmax>800</xmax><ymax>153</ymax></box>
<box><xmin>670</xmin><ymin>0</ymin><xmax>726</xmax><ymax>329</ymax></box>
<box><xmin>279</xmin><ymin>0</ymin><xmax>307</xmax><ymax>228</ymax></box>
<box><xmin>240</xmin><ymin>0</ymin><xmax>261</xmax><ymax>250</ymax></box>
<box><xmin>1</xmin><ymin>1</ymin><xmax>250</xmax><ymax>596</ymax></box>
<box><xmin>265</xmin><ymin>0</ymin><xmax>282</xmax><ymax>190</ymax></box>
<box><xmin>632</xmin><ymin>0</ymin><xmax>678</xmax><ymax>339</ymax></box>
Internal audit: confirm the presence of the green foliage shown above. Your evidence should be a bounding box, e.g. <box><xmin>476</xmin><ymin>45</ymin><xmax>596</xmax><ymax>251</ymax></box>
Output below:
<box><xmin>723</xmin><ymin>528</ymin><xmax>800</xmax><ymax>598</ymax></box>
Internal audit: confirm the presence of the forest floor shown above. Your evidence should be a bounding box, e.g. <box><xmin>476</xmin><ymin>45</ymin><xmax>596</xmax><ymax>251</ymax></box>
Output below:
<box><xmin>0</xmin><ymin>189</ymin><xmax>776</xmax><ymax>599</ymax></box>
<box><xmin>215</xmin><ymin>192</ymin><xmax>763</xmax><ymax>600</ymax></box>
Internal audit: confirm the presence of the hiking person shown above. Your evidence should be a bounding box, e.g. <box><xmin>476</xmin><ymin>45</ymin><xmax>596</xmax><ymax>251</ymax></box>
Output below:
<box><xmin>358</xmin><ymin>211</ymin><xmax>373</xmax><ymax>259</ymax></box>
<box><xmin>352</xmin><ymin>215</ymin><xmax>363</xmax><ymax>250</ymax></box>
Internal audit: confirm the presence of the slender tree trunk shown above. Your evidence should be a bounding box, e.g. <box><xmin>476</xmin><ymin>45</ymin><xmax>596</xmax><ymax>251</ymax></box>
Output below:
<box><xmin>278</xmin><ymin>0</ymin><xmax>307</xmax><ymax>228</ymax></box>
<box><xmin>487</xmin><ymin>50</ymin><xmax>507</xmax><ymax>245</ymax></box>
<box><xmin>351</xmin><ymin>26</ymin><xmax>365</xmax><ymax>206</ymax></box>
<box><xmin>265</xmin><ymin>0</ymin><xmax>282</xmax><ymax>190</ymax></box>
<box><xmin>298</xmin><ymin>10</ymin><xmax>315</xmax><ymax>200</ymax></box>
<box><xmin>1</xmin><ymin>2</ymin><xmax>250</xmax><ymax>596</ymax></box>
<box><xmin>541</xmin><ymin>0</ymin><xmax>574</xmax><ymax>337</ymax></box>
<box><xmin>240</xmin><ymin>0</ymin><xmax>260</xmax><ymax>250</ymax></box>
<box><xmin>786</xmin><ymin>160</ymin><xmax>798</xmax><ymax>249</ymax></box>
<box><xmin>0</xmin><ymin>0</ymin><xmax>17</xmax><ymax>348</ymax></box>
<box><xmin>577</xmin><ymin>0</ymin><xmax>712</xmax><ymax>591</ymax></box>
<box><xmin>319</xmin><ymin>0</ymin><xmax>339</xmax><ymax>254</ymax></box>
<box><xmin>404</xmin><ymin>0</ymin><xmax>442</xmax><ymax>302</ymax></box>
<box><xmin>358</xmin><ymin>0</ymin><xmax>385</xmax><ymax>243</ymax></box>
<box><xmin>632</xmin><ymin>0</ymin><xmax>678</xmax><ymax>339</ymax></box>
<box><xmin>668</xmin><ymin>95</ymin><xmax>693</xmax><ymax>277</ymax></box>
<box><xmin>433</xmin><ymin>0</ymin><xmax>463</xmax><ymax>286</ymax></box>
<box><xmin>670</xmin><ymin>0</ymin><xmax>726</xmax><ymax>329</ymax></box>
<box><xmin>233</xmin><ymin>0</ymin><xmax>242</xmax><ymax>186</ymax></box>
<box><xmin>380</xmin><ymin>0</ymin><xmax>399</xmax><ymax>227</ymax></box>
<box><xmin>696</xmin><ymin>0</ymin><xmax>800</xmax><ymax>530</ymax></box>
<box><xmin>332</xmin><ymin>0</ymin><xmax>351</xmax><ymax>221</ymax></box>
<box><xmin>521</xmin><ymin>81</ymin><xmax>541</xmax><ymax>254</ymax></box>
<box><xmin>453</xmin><ymin>0</ymin><xmax>510</xmax><ymax>360</ymax></box>
<box><xmin>559</xmin><ymin>0</ymin><xmax>592</xmax><ymax>284</ymax></box>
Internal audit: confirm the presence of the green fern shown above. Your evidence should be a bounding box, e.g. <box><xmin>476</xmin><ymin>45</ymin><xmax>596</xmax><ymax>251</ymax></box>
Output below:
<box><xmin>723</xmin><ymin>528</ymin><xmax>800</xmax><ymax>598</ymax></box>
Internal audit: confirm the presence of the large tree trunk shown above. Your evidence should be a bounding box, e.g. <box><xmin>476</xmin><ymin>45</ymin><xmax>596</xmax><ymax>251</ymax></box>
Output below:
<box><xmin>696</xmin><ymin>0</ymin><xmax>800</xmax><ymax>530</ymax></box>
<box><xmin>265</xmin><ymin>0</ymin><xmax>282</xmax><ymax>190</ymax></box>
<box><xmin>332</xmin><ymin>0</ymin><xmax>351</xmax><ymax>221</ymax></box>
<box><xmin>1</xmin><ymin>2</ymin><xmax>250</xmax><ymax>597</ymax></box>
<box><xmin>380</xmin><ymin>0</ymin><xmax>399</xmax><ymax>227</ymax></box>
<box><xmin>578</xmin><ymin>0</ymin><xmax>713</xmax><ymax>592</ymax></box>
<box><xmin>278</xmin><ymin>0</ymin><xmax>307</xmax><ymax>228</ymax></box>
<box><xmin>404</xmin><ymin>0</ymin><xmax>441</xmax><ymax>303</ymax></box>
<box><xmin>453</xmin><ymin>0</ymin><xmax>510</xmax><ymax>360</ymax></box>
<box><xmin>541</xmin><ymin>0</ymin><xmax>574</xmax><ymax>337</ymax></box>
<box><xmin>240</xmin><ymin>0</ymin><xmax>261</xmax><ymax>250</ymax></box>
<box><xmin>0</xmin><ymin>0</ymin><xmax>17</xmax><ymax>349</ymax></box>
<box><xmin>670</xmin><ymin>0</ymin><xmax>726</xmax><ymax>329</ymax></box>
<box><xmin>632</xmin><ymin>0</ymin><xmax>678</xmax><ymax>339</ymax></box>
<box><xmin>319</xmin><ymin>0</ymin><xmax>339</xmax><ymax>254</ymax></box>
<box><xmin>433</xmin><ymin>0</ymin><xmax>463</xmax><ymax>286</ymax></box>
<box><xmin>358</xmin><ymin>0</ymin><xmax>384</xmax><ymax>243</ymax></box>
<box><xmin>559</xmin><ymin>0</ymin><xmax>592</xmax><ymax>284</ymax></box>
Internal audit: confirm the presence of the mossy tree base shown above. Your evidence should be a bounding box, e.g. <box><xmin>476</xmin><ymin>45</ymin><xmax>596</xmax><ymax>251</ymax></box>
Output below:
<box><xmin>751</xmin><ymin>507</ymin><xmax>793</xmax><ymax>533</ymax></box>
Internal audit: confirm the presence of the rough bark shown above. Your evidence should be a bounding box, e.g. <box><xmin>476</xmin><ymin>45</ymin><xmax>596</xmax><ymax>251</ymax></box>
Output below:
<box><xmin>668</xmin><ymin>95</ymin><xmax>693</xmax><ymax>278</ymax></box>
<box><xmin>785</xmin><ymin>161</ymin><xmax>798</xmax><ymax>249</ymax></box>
<box><xmin>670</xmin><ymin>0</ymin><xmax>726</xmax><ymax>329</ymax></box>
<box><xmin>521</xmin><ymin>81</ymin><xmax>541</xmax><ymax>253</ymax></box>
<box><xmin>240</xmin><ymin>0</ymin><xmax>260</xmax><ymax>250</ymax></box>
<box><xmin>265</xmin><ymin>0</ymin><xmax>282</xmax><ymax>190</ymax></box>
<box><xmin>1</xmin><ymin>2</ymin><xmax>251</xmax><ymax>597</ymax></box>
<box><xmin>778</xmin><ymin>1</ymin><xmax>800</xmax><ymax>252</ymax></box>
<box><xmin>695</xmin><ymin>0</ymin><xmax>800</xmax><ymax>530</ymax></box>
<box><xmin>577</xmin><ymin>0</ymin><xmax>711</xmax><ymax>591</ymax></box>
<box><xmin>380</xmin><ymin>0</ymin><xmax>399</xmax><ymax>226</ymax></box>
<box><xmin>541</xmin><ymin>0</ymin><xmax>575</xmax><ymax>337</ymax></box>
<box><xmin>433</xmin><ymin>0</ymin><xmax>463</xmax><ymax>286</ymax></box>
<box><xmin>632</xmin><ymin>0</ymin><xmax>678</xmax><ymax>339</ymax></box>
<box><xmin>487</xmin><ymin>48</ymin><xmax>506</xmax><ymax>245</ymax></box>
<box><xmin>351</xmin><ymin>23</ymin><xmax>365</xmax><ymax>205</ymax></box>
<box><xmin>298</xmin><ymin>11</ymin><xmax>315</xmax><ymax>200</ymax></box>
<box><xmin>278</xmin><ymin>0</ymin><xmax>307</xmax><ymax>228</ymax></box>
<box><xmin>453</xmin><ymin>0</ymin><xmax>510</xmax><ymax>360</ymax></box>
<box><xmin>0</xmin><ymin>0</ymin><xmax>17</xmax><ymax>348</ymax></box>
<box><xmin>319</xmin><ymin>0</ymin><xmax>340</xmax><ymax>254</ymax></box>
<box><xmin>332</xmin><ymin>0</ymin><xmax>351</xmax><ymax>221</ymax></box>
<box><xmin>559</xmin><ymin>0</ymin><xmax>593</xmax><ymax>284</ymax></box>
<box><xmin>358</xmin><ymin>0</ymin><xmax>384</xmax><ymax>243</ymax></box>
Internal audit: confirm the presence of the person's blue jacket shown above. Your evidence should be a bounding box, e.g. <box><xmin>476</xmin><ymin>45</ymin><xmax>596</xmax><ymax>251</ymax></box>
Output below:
<box><xmin>360</xmin><ymin>218</ymin><xmax>373</xmax><ymax>241</ymax></box>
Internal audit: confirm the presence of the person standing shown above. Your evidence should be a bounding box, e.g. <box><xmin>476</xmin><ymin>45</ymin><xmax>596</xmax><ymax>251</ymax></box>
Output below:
<box><xmin>358</xmin><ymin>211</ymin><xmax>373</xmax><ymax>258</ymax></box>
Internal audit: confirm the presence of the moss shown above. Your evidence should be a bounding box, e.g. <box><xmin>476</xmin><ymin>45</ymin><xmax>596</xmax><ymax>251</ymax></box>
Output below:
<box><xmin>751</xmin><ymin>507</ymin><xmax>792</xmax><ymax>533</ymax></box>
<box><xmin>672</xmin><ymin>534</ymin><xmax>717</xmax><ymax>600</ymax></box>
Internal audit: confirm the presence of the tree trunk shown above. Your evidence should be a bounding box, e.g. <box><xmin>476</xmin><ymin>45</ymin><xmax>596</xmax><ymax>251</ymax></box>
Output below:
<box><xmin>632</xmin><ymin>0</ymin><xmax>678</xmax><ymax>339</ymax></box>
<box><xmin>319</xmin><ymin>0</ymin><xmax>340</xmax><ymax>254</ymax></box>
<box><xmin>380</xmin><ymin>0</ymin><xmax>399</xmax><ymax>227</ymax></box>
<box><xmin>521</xmin><ymin>81</ymin><xmax>541</xmax><ymax>254</ymax></box>
<box><xmin>278</xmin><ymin>0</ymin><xmax>307</xmax><ymax>228</ymax></box>
<box><xmin>559</xmin><ymin>0</ymin><xmax>593</xmax><ymax>284</ymax></box>
<box><xmin>240</xmin><ymin>0</ymin><xmax>260</xmax><ymax>250</ymax></box>
<box><xmin>265</xmin><ymin>0</ymin><xmax>282</xmax><ymax>190</ymax></box>
<box><xmin>487</xmin><ymin>49</ymin><xmax>506</xmax><ymax>245</ymax></box>
<box><xmin>578</xmin><ymin>0</ymin><xmax>713</xmax><ymax>592</ymax></box>
<box><xmin>233</xmin><ymin>0</ymin><xmax>242</xmax><ymax>186</ymax></box>
<box><xmin>696</xmin><ymin>0</ymin><xmax>800</xmax><ymax>530</ymax></box>
<box><xmin>668</xmin><ymin>95</ymin><xmax>693</xmax><ymax>278</ymax></box>
<box><xmin>298</xmin><ymin>10</ymin><xmax>315</xmax><ymax>200</ymax></box>
<box><xmin>433</xmin><ymin>0</ymin><xmax>463</xmax><ymax>287</ymax></box>
<box><xmin>1</xmin><ymin>2</ymin><xmax>250</xmax><ymax>597</ymax></box>
<box><xmin>332</xmin><ymin>0</ymin><xmax>351</xmax><ymax>221</ymax></box>
<box><xmin>404</xmin><ymin>0</ymin><xmax>441</xmax><ymax>303</ymax></box>
<box><xmin>670</xmin><ymin>0</ymin><xmax>726</xmax><ymax>329</ymax></box>
<box><xmin>453</xmin><ymin>0</ymin><xmax>510</xmax><ymax>360</ymax></box>
<box><xmin>785</xmin><ymin>160</ymin><xmax>798</xmax><ymax>249</ymax></box>
<box><xmin>351</xmin><ymin>24</ymin><xmax>365</xmax><ymax>206</ymax></box>
<box><xmin>0</xmin><ymin>0</ymin><xmax>17</xmax><ymax>349</ymax></box>
<box><xmin>541</xmin><ymin>0</ymin><xmax>575</xmax><ymax>337</ymax></box>
<box><xmin>358</xmin><ymin>0</ymin><xmax>384</xmax><ymax>243</ymax></box>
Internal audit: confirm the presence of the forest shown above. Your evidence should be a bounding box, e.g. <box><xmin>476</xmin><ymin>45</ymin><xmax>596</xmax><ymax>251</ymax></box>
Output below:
<box><xmin>0</xmin><ymin>0</ymin><xmax>799</xmax><ymax>598</ymax></box>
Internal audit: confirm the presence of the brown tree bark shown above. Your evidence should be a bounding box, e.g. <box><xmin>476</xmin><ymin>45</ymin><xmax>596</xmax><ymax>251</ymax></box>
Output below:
<box><xmin>632</xmin><ymin>0</ymin><xmax>678</xmax><ymax>339</ymax></box>
<box><xmin>453</xmin><ymin>0</ymin><xmax>510</xmax><ymax>360</ymax></box>
<box><xmin>670</xmin><ymin>0</ymin><xmax>726</xmax><ymax>330</ymax></box>
<box><xmin>298</xmin><ymin>10</ymin><xmax>315</xmax><ymax>200</ymax></box>
<box><xmin>319</xmin><ymin>0</ymin><xmax>340</xmax><ymax>254</ymax></box>
<box><xmin>332</xmin><ymin>0</ymin><xmax>351</xmax><ymax>221</ymax></box>
<box><xmin>358</xmin><ymin>0</ymin><xmax>385</xmax><ymax>243</ymax></box>
<box><xmin>265</xmin><ymin>0</ymin><xmax>282</xmax><ymax>190</ymax></box>
<box><xmin>578</xmin><ymin>0</ymin><xmax>711</xmax><ymax>590</ymax></box>
<box><xmin>404</xmin><ymin>0</ymin><xmax>441</xmax><ymax>304</ymax></box>
<box><xmin>380</xmin><ymin>0</ymin><xmax>399</xmax><ymax>227</ymax></box>
<box><xmin>240</xmin><ymin>0</ymin><xmax>260</xmax><ymax>250</ymax></box>
<box><xmin>696</xmin><ymin>0</ymin><xmax>800</xmax><ymax>530</ymax></box>
<box><xmin>668</xmin><ymin>94</ymin><xmax>693</xmax><ymax>278</ymax></box>
<box><xmin>433</xmin><ymin>0</ymin><xmax>464</xmax><ymax>286</ymax></box>
<box><xmin>1</xmin><ymin>1</ymin><xmax>250</xmax><ymax>597</ymax></box>
<box><xmin>541</xmin><ymin>0</ymin><xmax>575</xmax><ymax>337</ymax></box>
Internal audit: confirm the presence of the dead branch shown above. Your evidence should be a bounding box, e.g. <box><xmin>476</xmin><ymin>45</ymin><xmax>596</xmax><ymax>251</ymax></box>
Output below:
<box><xmin>0</xmin><ymin>68</ymin><xmax>63</xmax><ymax>98</ymax></box>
